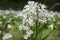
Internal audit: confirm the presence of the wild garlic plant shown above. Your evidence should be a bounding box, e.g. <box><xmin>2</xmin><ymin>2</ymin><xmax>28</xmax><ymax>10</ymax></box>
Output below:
<box><xmin>0</xmin><ymin>1</ymin><xmax>60</xmax><ymax>40</ymax></box>
<box><xmin>17</xmin><ymin>1</ymin><xmax>60</xmax><ymax>40</ymax></box>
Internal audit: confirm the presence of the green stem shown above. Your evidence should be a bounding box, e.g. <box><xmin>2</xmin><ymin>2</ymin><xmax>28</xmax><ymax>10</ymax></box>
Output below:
<box><xmin>35</xmin><ymin>8</ymin><xmax>40</xmax><ymax>40</ymax></box>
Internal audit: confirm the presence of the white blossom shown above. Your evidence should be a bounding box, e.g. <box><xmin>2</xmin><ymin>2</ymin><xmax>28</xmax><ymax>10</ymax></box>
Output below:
<box><xmin>8</xmin><ymin>24</ymin><xmax>12</xmax><ymax>29</ymax></box>
<box><xmin>2</xmin><ymin>33</ymin><xmax>13</xmax><ymax>40</ymax></box>
<box><xmin>40</xmin><ymin>4</ymin><xmax>46</xmax><ymax>9</ymax></box>
<box><xmin>19</xmin><ymin>25</ymin><xmax>23</xmax><ymax>30</ymax></box>
<box><xmin>3</xmin><ymin>16</ymin><xmax>6</xmax><ymax>19</ymax></box>
<box><xmin>28</xmin><ymin>1</ymin><xmax>35</xmax><ymax>5</ymax></box>
<box><xmin>49</xmin><ymin>24</ymin><xmax>54</xmax><ymax>29</ymax></box>
<box><xmin>23</xmin><ymin>34</ymin><xmax>29</xmax><ymax>40</ymax></box>
<box><xmin>0</xmin><ymin>21</ymin><xmax>2</xmax><ymax>24</ymax></box>
<box><xmin>23</xmin><ymin>30</ymin><xmax>33</xmax><ymax>39</ymax></box>
<box><xmin>16</xmin><ymin>12</ymin><xmax>23</xmax><ymax>17</ymax></box>
<box><xmin>4</xmin><ymin>10</ymin><xmax>10</xmax><ymax>14</ymax></box>
<box><xmin>26</xmin><ymin>30</ymin><xmax>33</xmax><ymax>36</ymax></box>
<box><xmin>39</xmin><ymin>19</ymin><xmax>47</xmax><ymax>23</ymax></box>
<box><xmin>23</xmin><ymin>26</ymin><xmax>29</xmax><ymax>30</ymax></box>
<box><xmin>19</xmin><ymin>25</ymin><xmax>29</xmax><ymax>31</ymax></box>
<box><xmin>26</xmin><ymin>17</ymin><xmax>33</xmax><ymax>26</ymax></box>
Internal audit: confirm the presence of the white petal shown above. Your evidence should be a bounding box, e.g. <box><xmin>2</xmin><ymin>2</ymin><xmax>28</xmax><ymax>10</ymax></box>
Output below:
<box><xmin>2</xmin><ymin>33</ymin><xmax>12</xmax><ymax>40</ymax></box>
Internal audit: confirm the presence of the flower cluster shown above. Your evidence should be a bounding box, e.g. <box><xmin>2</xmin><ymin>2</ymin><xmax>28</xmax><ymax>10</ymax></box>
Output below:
<box><xmin>18</xmin><ymin>1</ymin><xmax>58</xmax><ymax>40</ymax></box>
<box><xmin>19</xmin><ymin>25</ymin><xmax>33</xmax><ymax>39</ymax></box>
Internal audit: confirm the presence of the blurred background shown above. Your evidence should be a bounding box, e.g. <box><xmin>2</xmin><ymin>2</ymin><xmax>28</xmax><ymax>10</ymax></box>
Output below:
<box><xmin>0</xmin><ymin>0</ymin><xmax>60</xmax><ymax>11</ymax></box>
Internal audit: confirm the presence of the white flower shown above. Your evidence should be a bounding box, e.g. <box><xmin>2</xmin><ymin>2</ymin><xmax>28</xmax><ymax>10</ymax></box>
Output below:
<box><xmin>19</xmin><ymin>25</ymin><xmax>23</xmax><ymax>30</ymax></box>
<box><xmin>39</xmin><ymin>19</ymin><xmax>47</xmax><ymax>23</ymax></box>
<box><xmin>24</xmin><ymin>5</ymin><xmax>30</xmax><ymax>8</ymax></box>
<box><xmin>26</xmin><ymin>30</ymin><xmax>33</xmax><ymax>36</ymax></box>
<box><xmin>26</xmin><ymin>17</ymin><xmax>33</xmax><ymax>26</ymax></box>
<box><xmin>2</xmin><ymin>33</ymin><xmax>13</xmax><ymax>40</ymax></box>
<box><xmin>23</xmin><ymin>34</ymin><xmax>29</xmax><ymax>39</ymax></box>
<box><xmin>19</xmin><ymin>25</ymin><xmax>29</xmax><ymax>31</ymax></box>
<box><xmin>28</xmin><ymin>1</ymin><xmax>34</xmax><ymax>5</ymax></box>
<box><xmin>8</xmin><ymin>24</ymin><xmax>12</xmax><ymax>29</ymax></box>
<box><xmin>23</xmin><ymin>1</ymin><xmax>38</xmax><ymax>14</ymax></box>
<box><xmin>23</xmin><ymin>14</ymin><xmax>27</xmax><ymax>19</ymax></box>
<box><xmin>23</xmin><ymin>30</ymin><xmax>33</xmax><ymax>39</ymax></box>
<box><xmin>49</xmin><ymin>24</ymin><xmax>54</xmax><ymax>29</ymax></box>
<box><xmin>4</xmin><ymin>10</ymin><xmax>10</xmax><ymax>14</ymax></box>
<box><xmin>3</xmin><ymin>16</ymin><xmax>6</xmax><ymax>19</ymax></box>
<box><xmin>9</xmin><ymin>18</ymin><xmax>12</xmax><ymax>21</ymax></box>
<box><xmin>23</xmin><ymin>26</ymin><xmax>29</xmax><ymax>30</ymax></box>
<box><xmin>40</xmin><ymin>4</ymin><xmax>46</xmax><ymax>9</ymax></box>
<box><xmin>0</xmin><ymin>21</ymin><xmax>2</xmax><ymax>24</ymax></box>
<box><xmin>16</xmin><ymin>12</ymin><xmax>23</xmax><ymax>17</ymax></box>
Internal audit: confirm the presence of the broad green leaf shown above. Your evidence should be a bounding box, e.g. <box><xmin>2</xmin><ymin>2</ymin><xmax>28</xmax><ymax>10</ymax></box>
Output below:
<box><xmin>41</xmin><ymin>29</ymin><xmax>52</xmax><ymax>40</ymax></box>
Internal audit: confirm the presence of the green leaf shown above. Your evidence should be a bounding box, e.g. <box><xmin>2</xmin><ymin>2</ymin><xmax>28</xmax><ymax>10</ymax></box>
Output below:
<box><xmin>41</xmin><ymin>29</ymin><xmax>52</xmax><ymax>40</ymax></box>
